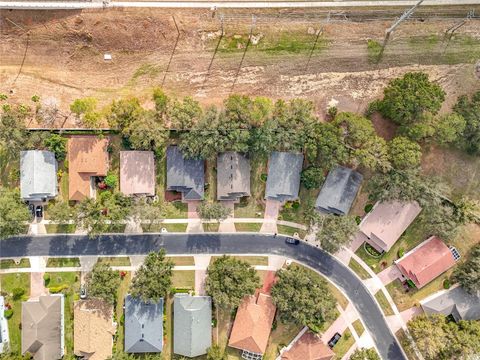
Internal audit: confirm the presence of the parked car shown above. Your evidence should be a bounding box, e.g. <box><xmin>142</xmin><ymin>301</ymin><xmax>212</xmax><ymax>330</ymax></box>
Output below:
<box><xmin>29</xmin><ymin>204</ymin><xmax>35</xmax><ymax>218</ymax></box>
<box><xmin>285</xmin><ymin>237</ymin><xmax>300</xmax><ymax>245</ymax></box>
<box><xmin>35</xmin><ymin>205</ymin><xmax>43</xmax><ymax>218</ymax></box>
<box><xmin>328</xmin><ymin>332</ymin><xmax>342</xmax><ymax>348</ymax></box>
<box><xmin>80</xmin><ymin>285</ymin><xmax>87</xmax><ymax>299</ymax></box>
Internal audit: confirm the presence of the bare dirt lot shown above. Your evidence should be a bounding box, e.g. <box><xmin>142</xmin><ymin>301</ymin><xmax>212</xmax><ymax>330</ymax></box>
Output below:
<box><xmin>1</xmin><ymin>8</ymin><xmax>479</xmax><ymax>123</ymax></box>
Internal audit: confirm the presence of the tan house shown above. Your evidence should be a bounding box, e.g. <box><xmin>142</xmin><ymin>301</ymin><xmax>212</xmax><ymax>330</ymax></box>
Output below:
<box><xmin>229</xmin><ymin>292</ymin><xmax>276</xmax><ymax>360</ymax></box>
<box><xmin>281</xmin><ymin>331</ymin><xmax>335</xmax><ymax>360</ymax></box>
<box><xmin>120</xmin><ymin>151</ymin><xmax>155</xmax><ymax>197</ymax></box>
<box><xmin>68</xmin><ymin>135</ymin><xmax>109</xmax><ymax>201</ymax></box>
<box><xmin>74</xmin><ymin>299</ymin><xmax>117</xmax><ymax>360</ymax></box>
<box><xmin>359</xmin><ymin>201</ymin><xmax>422</xmax><ymax>253</ymax></box>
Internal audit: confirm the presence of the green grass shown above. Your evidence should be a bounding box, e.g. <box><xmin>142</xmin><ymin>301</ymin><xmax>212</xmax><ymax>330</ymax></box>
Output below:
<box><xmin>105</xmin><ymin>224</ymin><xmax>126</xmax><ymax>233</ymax></box>
<box><xmin>374</xmin><ymin>290</ymin><xmax>395</xmax><ymax>316</ymax></box>
<box><xmin>396</xmin><ymin>329</ymin><xmax>421</xmax><ymax>360</ymax></box>
<box><xmin>141</xmin><ymin>223</ymin><xmax>188</xmax><ymax>233</ymax></box>
<box><xmin>211</xmin><ymin>256</ymin><xmax>269</xmax><ymax>266</ymax></box>
<box><xmin>97</xmin><ymin>257</ymin><xmax>131</xmax><ymax>266</ymax></box>
<box><xmin>204</xmin><ymin>223</ymin><xmax>220</xmax><ymax>232</ymax></box>
<box><xmin>234</xmin><ymin>158</ymin><xmax>266</xmax><ymax>218</ymax></box>
<box><xmin>45</xmin><ymin>223</ymin><xmax>77</xmax><ymax>234</ymax></box>
<box><xmin>114</xmin><ymin>272</ymin><xmax>131</xmax><ymax>353</ymax></box>
<box><xmin>277</xmin><ymin>224</ymin><xmax>307</xmax><ymax>239</ymax></box>
<box><xmin>172</xmin><ymin>270</ymin><xmax>195</xmax><ymax>289</ymax></box>
<box><xmin>327</xmin><ymin>282</ymin><xmax>349</xmax><ymax>310</ymax></box>
<box><xmin>205</xmin><ymin>159</ymin><xmax>217</xmax><ymax>202</ymax></box>
<box><xmin>367</xmin><ymin>39</ymin><xmax>382</xmax><ymax>64</ymax></box>
<box><xmin>0</xmin><ymin>258</ymin><xmax>30</xmax><ymax>269</ymax></box>
<box><xmin>278</xmin><ymin>186</ymin><xmax>319</xmax><ymax>227</ymax></box>
<box><xmin>333</xmin><ymin>329</ymin><xmax>355</xmax><ymax>358</ymax></box>
<box><xmin>264</xmin><ymin>320</ymin><xmax>303</xmax><ymax>360</ymax></box>
<box><xmin>352</xmin><ymin>319</ymin><xmax>365</xmax><ymax>336</ymax></box>
<box><xmin>167</xmin><ymin>256</ymin><xmax>195</xmax><ymax>266</ymax></box>
<box><xmin>234</xmin><ymin>222</ymin><xmax>262</xmax><ymax>232</ymax></box>
<box><xmin>348</xmin><ymin>258</ymin><xmax>371</xmax><ymax>280</ymax></box>
<box><xmin>131</xmin><ymin>63</ymin><xmax>162</xmax><ymax>80</ymax></box>
<box><xmin>164</xmin><ymin>201</ymin><xmax>188</xmax><ymax>219</ymax></box>
<box><xmin>0</xmin><ymin>273</ymin><xmax>30</xmax><ymax>353</ymax></box>
<box><xmin>46</xmin><ymin>257</ymin><xmax>80</xmax><ymax>267</ymax></box>
<box><xmin>59</xmin><ymin>162</ymin><xmax>69</xmax><ymax>202</ymax></box>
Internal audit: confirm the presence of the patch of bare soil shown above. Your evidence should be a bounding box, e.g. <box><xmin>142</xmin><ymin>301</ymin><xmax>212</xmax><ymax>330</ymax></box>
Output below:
<box><xmin>370</xmin><ymin>112</ymin><xmax>398</xmax><ymax>141</ymax></box>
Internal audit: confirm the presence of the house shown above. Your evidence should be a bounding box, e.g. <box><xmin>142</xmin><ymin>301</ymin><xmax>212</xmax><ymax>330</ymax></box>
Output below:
<box><xmin>173</xmin><ymin>294</ymin><xmax>212</xmax><ymax>357</ymax></box>
<box><xmin>420</xmin><ymin>285</ymin><xmax>480</xmax><ymax>321</ymax></box>
<box><xmin>0</xmin><ymin>296</ymin><xmax>9</xmax><ymax>354</ymax></box>
<box><xmin>395</xmin><ymin>236</ymin><xmax>458</xmax><ymax>289</ymax></box>
<box><xmin>217</xmin><ymin>152</ymin><xmax>251</xmax><ymax>201</ymax></box>
<box><xmin>22</xmin><ymin>295</ymin><xmax>64</xmax><ymax>360</ymax></box>
<box><xmin>228</xmin><ymin>292</ymin><xmax>276</xmax><ymax>360</ymax></box>
<box><xmin>265</xmin><ymin>152</ymin><xmax>303</xmax><ymax>202</ymax></box>
<box><xmin>120</xmin><ymin>151</ymin><xmax>155</xmax><ymax>197</ymax></box>
<box><xmin>124</xmin><ymin>295</ymin><xmax>163</xmax><ymax>353</ymax></box>
<box><xmin>359</xmin><ymin>201</ymin><xmax>422</xmax><ymax>253</ymax></box>
<box><xmin>315</xmin><ymin>166</ymin><xmax>363</xmax><ymax>216</ymax></box>
<box><xmin>74</xmin><ymin>299</ymin><xmax>117</xmax><ymax>360</ymax></box>
<box><xmin>166</xmin><ymin>146</ymin><xmax>204</xmax><ymax>201</ymax></box>
<box><xmin>68</xmin><ymin>135</ymin><xmax>109</xmax><ymax>201</ymax></box>
<box><xmin>20</xmin><ymin>150</ymin><xmax>58</xmax><ymax>202</ymax></box>
<box><xmin>281</xmin><ymin>331</ymin><xmax>335</xmax><ymax>360</ymax></box>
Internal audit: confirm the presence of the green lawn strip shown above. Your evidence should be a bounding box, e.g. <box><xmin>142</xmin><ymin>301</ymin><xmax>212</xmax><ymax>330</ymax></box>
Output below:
<box><xmin>141</xmin><ymin>223</ymin><xmax>188</xmax><ymax>233</ymax></box>
<box><xmin>333</xmin><ymin>329</ymin><xmax>355</xmax><ymax>358</ymax></box>
<box><xmin>167</xmin><ymin>256</ymin><xmax>195</xmax><ymax>266</ymax></box>
<box><xmin>234</xmin><ymin>222</ymin><xmax>262</xmax><ymax>232</ymax></box>
<box><xmin>163</xmin><ymin>295</ymin><xmax>173</xmax><ymax>359</ymax></box>
<box><xmin>105</xmin><ymin>224</ymin><xmax>126</xmax><ymax>233</ymax></box>
<box><xmin>348</xmin><ymin>258</ymin><xmax>372</xmax><ymax>280</ymax></box>
<box><xmin>205</xmin><ymin>159</ymin><xmax>217</xmax><ymax>202</ymax></box>
<box><xmin>45</xmin><ymin>272</ymin><xmax>80</xmax><ymax>355</ymax></box>
<box><xmin>374</xmin><ymin>290</ymin><xmax>395</xmax><ymax>316</ymax></box>
<box><xmin>204</xmin><ymin>223</ymin><xmax>220</xmax><ymax>232</ymax></box>
<box><xmin>45</xmin><ymin>224</ymin><xmax>77</xmax><ymax>234</ymax></box>
<box><xmin>277</xmin><ymin>224</ymin><xmax>307</xmax><ymax>239</ymax></box>
<box><xmin>58</xmin><ymin>161</ymin><xmax>69</xmax><ymax>202</ymax></box>
<box><xmin>210</xmin><ymin>256</ymin><xmax>269</xmax><ymax>266</ymax></box>
<box><xmin>0</xmin><ymin>273</ymin><xmax>30</xmax><ymax>353</ymax></box>
<box><xmin>97</xmin><ymin>257</ymin><xmax>131</xmax><ymax>266</ymax></box>
<box><xmin>172</xmin><ymin>270</ymin><xmax>195</xmax><ymax>289</ymax></box>
<box><xmin>264</xmin><ymin>320</ymin><xmax>304</xmax><ymax>360</ymax></box>
<box><xmin>114</xmin><ymin>272</ymin><xmax>131</xmax><ymax>353</ymax></box>
<box><xmin>0</xmin><ymin>258</ymin><xmax>30</xmax><ymax>269</ymax></box>
<box><xmin>352</xmin><ymin>319</ymin><xmax>365</xmax><ymax>337</ymax></box>
<box><xmin>155</xmin><ymin>147</ymin><xmax>167</xmax><ymax>200</ymax></box>
<box><xmin>46</xmin><ymin>257</ymin><xmax>81</xmax><ymax>268</ymax></box>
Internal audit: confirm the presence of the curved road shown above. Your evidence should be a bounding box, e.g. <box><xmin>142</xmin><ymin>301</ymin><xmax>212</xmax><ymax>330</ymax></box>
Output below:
<box><xmin>0</xmin><ymin>233</ymin><xmax>405</xmax><ymax>360</ymax></box>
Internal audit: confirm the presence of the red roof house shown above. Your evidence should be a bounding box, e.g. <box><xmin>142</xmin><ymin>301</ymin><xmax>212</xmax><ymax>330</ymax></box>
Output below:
<box><xmin>395</xmin><ymin>236</ymin><xmax>457</xmax><ymax>288</ymax></box>
<box><xmin>281</xmin><ymin>331</ymin><xmax>335</xmax><ymax>360</ymax></box>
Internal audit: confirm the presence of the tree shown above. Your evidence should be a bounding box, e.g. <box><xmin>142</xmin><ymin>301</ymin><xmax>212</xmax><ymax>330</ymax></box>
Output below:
<box><xmin>130</xmin><ymin>249</ymin><xmax>174</xmax><ymax>302</ymax></box>
<box><xmin>168</xmin><ymin>96</ymin><xmax>202</xmax><ymax>130</ymax></box>
<box><xmin>86</xmin><ymin>263</ymin><xmax>120</xmax><ymax>305</ymax></box>
<box><xmin>316</xmin><ymin>215</ymin><xmax>358</xmax><ymax>253</ymax></box>
<box><xmin>152</xmin><ymin>87</ymin><xmax>169</xmax><ymax>117</ymax></box>
<box><xmin>205</xmin><ymin>255</ymin><xmax>260</xmax><ymax>308</ymax></box>
<box><xmin>0</xmin><ymin>104</ymin><xmax>30</xmax><ymax>162</ymax></box>
<box><xmin>388</xmin><ymin>136</ymin><xmax>422</xmax><ymax>170</ymax></box>
<box><xmin>125</xmin><ymin>112</ymin><xmax>168</xmax><ymax>151</ymax></box>
<box><xmin>300</xmin><ymin>166</ymin><xmax>325</xmax><ymax>189</ymax></box>
<box><xmin>48</xmin><ymin>200</ymin><xmax>77</xmax><ymax>224</ymax></box>
<box><xmin>349</xmin><ymin>348</ymin><xmax>381</xmax><ymax>360</ymax></box>
<box><xmin>131</xmin><ymin>198</ymin><xmax>165</xmax><ymax>231</ymax></box>
<box><xmin>43</xmin><ymin>133</ymin><xmax>68</xmax><ymax>161</ymax></box>
<box><xmin>0</xmin><ymin>187</ymin><xmax>30</xmax><ymax>240</ymax></box>
<box><xmin>197</xmin><ymin>202</ymin><xmax>232</xmax><ymax>222</ymax></box>
<box><xmin>434</xmin><ymin>113</ymin><xmax>466</xmax><ymax>145</ymax></box>
<box><xmin>107</xmin><ymin>98</ymin><xmax>143</xmax><ymax>132</ymax></box>
<box><xmin>206</xmin><ymin>345</ymin><xmax>227</xmax><ymax>360</ymax></box>
<box><xmin>422</xmin><ymin>203</ymin><xmax>460</xmax><ymax>242</ymax></box>
<box><xmin>305</xmin><ymin>122</ymin><xmax>349</xmax><ymax>168</ymax></box>
<box><xmin>271</xmin><ymin>265</ymin><xmax>337</xmax><ymax>332</ymax></box>
<box><xmin>453</xmin><ymin>91</ymin><xmax>480</xmax><ymax>155</ymax></box>
<box><xmin>70</xmin><ymin>97</ymin><xmax>102</xmax><ymax>128</ymax></box>
<box><xmin>224</xmin><ymin>94</ymin><xmax>272</xmax><ymax>127</ymax></box>
<box><xmin>453</xmin><ymin>244</ymin><xmax>480</xmax><ymax>295</ymax></box>
<box><xmin>377</xmin><ymin>72</ymin><xmax>445</xmax><ymax>125</ymax></box>
<box><xmin>104</xmin><ymin>174</ymin><xmax>118</xmax><ymax>189</ymax></box>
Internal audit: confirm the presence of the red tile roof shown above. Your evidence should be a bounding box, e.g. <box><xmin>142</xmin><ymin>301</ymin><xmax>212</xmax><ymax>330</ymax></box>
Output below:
<box><xmin>281</xmin><ymin>331</ymin><xmax>335</xmax><ymax>360</ymax></box>
<box><xmin>395</xmin><ymin>236</ymin><xmax>456</xmax><ymax>288</ymax></box>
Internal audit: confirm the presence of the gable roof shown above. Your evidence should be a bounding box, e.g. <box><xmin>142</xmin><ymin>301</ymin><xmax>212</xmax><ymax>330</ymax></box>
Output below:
<box><xmin>166</xmin><ymin>146</ymin><xmax>204</xmax><ymax>201</ymax></box>
<box><xmin>395</xmin><ymin>236</ymin><xmax>456</xmax><ymax>288</ymax></box>
<box><xmin>173</xmin><ymin>294</ymin><xmax>212</xmax><ymax>357</ymax></box>
<box><xmin>281</xmin><ymin>331</ymin><xmax>335</xmax><ymax>360</ymax></box>
<box><xmin>124</xmin><ymin>295</ymin><xmax>163</xmax><ymax>353</ymax></box>
<box><xmin>359</xmin><ymin>201</ymin><xmax>422</xmax><ymax>252</ymax></box>
<box><xmin>265</xmin><ymin>152</ymin><xmax>303</xmax><ymax>202</ymax></box>
<box><xmin>217</xmin><ymin>152</ymin><xmax>251</xmax><ymax>201</ymax></box>
<box><xmin>20</xmin><ymin>150</ymin><xmax>58</xmax><ymax>201</ymax></box>
<box><xmin>228</xmin><ymin>292</ymin><xmax>276</xmax><ymax>355</ymax></box>
<box><xmin>22</xmin><ymin>295</ymin><xmax>64</xmax><ymax>360</ymax></box>
<box><xmin>315</xmin><ymin>166</ymin><xmax>363</xmax><ymax>215</ymax></box>
<box><xmin>74</xmin><ymin>299</ymin><xmax>116</xmax><ymax>360</ymax></box>
<box><xmin>120</xmin><ymin>151</ymin><xmax>155</xmax><ymax>196</ymax></box>
<box><xmin>68</xmin><ymin>136</ymin><xmax>109</xmax><ymax>201</ymax></box>
<box><xmin>420</xmin><ymin>285</ymin><xmax>480</xmax><ymax>321</ymax></box>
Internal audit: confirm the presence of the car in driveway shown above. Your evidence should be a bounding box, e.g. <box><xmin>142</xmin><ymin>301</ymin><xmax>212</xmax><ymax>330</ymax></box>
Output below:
<box><xmin>80</xmin><ymin>285</ymin><xmax>87</xmax><ymax>299</ymax></box>
<box><xmin>35</xmin><ymin>205</ymin><xmax>43</xmax><ymax>218</ymax></box>
<box><xmin>328</xmin><ymin>332</ymin><xmax>342</xmax><ymax>348</ymax></box>
<box><xmin>285</xmin><ymin>237</ymin><xmax>300</xmax><ymax>245</ymax></box>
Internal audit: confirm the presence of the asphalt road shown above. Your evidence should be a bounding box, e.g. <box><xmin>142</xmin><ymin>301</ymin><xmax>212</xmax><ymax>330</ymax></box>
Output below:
<box><xmin>0</xmin><ymin>233</ymin><xmax>405</xmax><ymax>360</ymax></box>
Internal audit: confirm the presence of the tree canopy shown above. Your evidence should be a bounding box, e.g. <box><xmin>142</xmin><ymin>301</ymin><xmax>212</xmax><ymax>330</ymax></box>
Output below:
<box><xmin>316</xmin><ymin>215</ymin><xmax>358</xmax><ymax>253</ymax></box>
<box><xmin>197</xmin><ymin>202</ymin><xmax>232</xmax><ymax>222</ymax></box>
<box><xmin>453</xmin><ymin>244</ymin><xmax>480</xmax><ymax>295</ymax></box>
<box><xmin>205</xmin><ymin>255</ymin><xmax>260</xmax><ymax>308</ymax></box>
<box><xmin>349</xmin><ymin>348</ymin><xmax>381</xmax><ymax>360</ymax></box>
<box><xmin>453</xmin><ymin>91</ymin><xmax>480</xmax><ymax>155</ymax></box>
<box><xmin>43</xmin><ymin>133</ymin><xmax>68</xmax><ymax>161</ymax></box>
<box><xmin>86</xmin><ymin>263</ymin><xmax>120</xmax><ymax>305</ymax></box>
<box><xmin>0</xmin><ymin>187</ymin><xmax>30</xmax><ymax>240</ymax></box>
<box><xmin>388</xmin><ymin>136</ymin><xmax>422</xmax><ymax>170</ymax></box>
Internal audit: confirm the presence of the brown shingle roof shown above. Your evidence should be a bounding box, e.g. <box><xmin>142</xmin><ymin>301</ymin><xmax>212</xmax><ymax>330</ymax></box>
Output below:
<box><xmin>281</xmin><ymin>332</ymin><xmax>335</xmax><ymax>360</ymax></box>
<box><xmin>395</xmin><ymin>236</ymin><xmax>456</xmax><ymax>288</ymax></box>
<box><xmin>68</xmin><ymin>136</ymin><xmax>109</xmax><ymax>201</ymax></box>
<box><xmin>228</xmin><ymin>292</ymin><xmax>276</xmax><ymax>355</ymax></box>
<box><xmin>74</xmin><ymin>299</ymin><xmax>116</xmax><ymax>360</ymax></box>
<box><xmin>120</xmin><ymin>151</ymin><xmax>155</xmax><ymax>196</ymax></box>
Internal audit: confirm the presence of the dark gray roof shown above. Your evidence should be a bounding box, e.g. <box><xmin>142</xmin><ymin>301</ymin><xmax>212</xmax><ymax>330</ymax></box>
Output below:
<box><xmin>166</xmin><ymin>146</ymin><xmax>204</xmax><ymax>201</ymax></box>
<box><xmin>421</xmin><ymin>286</ymin><xmax>480</xmax><ymax>321</ymax></box>
<box><xmin>217</xmin><ymin>152</ymin><xmax>251</xmax><ymax>201</ymax></box>
<box><xmin>173</xmin><ymin>294</ymin><xmax>212</xmax><ymax>357</ymax></box>
<box><xmin>315</xmin><ymin>166</ymin><xmax>363</xmax><ymax>215</ymax></box>
<box><xmin>265</xmin><ymin>152</ymin><xmax>303</xmax><ymax>202</ymax></box>
<box><xmin>20</xmin><ymin>150</ymin><xmax>58</xmax><ymax>201</ymax></box>
<box><xmin>124</xmin><ymin>295</ymin><xmax>163</xmax><ymax>353</ymax></box>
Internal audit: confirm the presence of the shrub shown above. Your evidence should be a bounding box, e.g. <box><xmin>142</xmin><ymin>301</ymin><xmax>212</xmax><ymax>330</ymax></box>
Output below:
<box><xmin>291</xmin><ymin>201</ymin><xmax>300</xmax><ymax>210</ymax></box>
<box><xmin>260</xmin><ymin>173</ymin><xmax>268</xmax><ymax>182</ymax></box>
<box><xmin>443</xmin><ymin>279</ymin><xmax>451</xmax><ymax>289</ymax></box>
<box><xmin>301</xmin><ymin>166</ymin><xmax>325</xmax><ymax>190</ymax></box>
<box><xmin>43</xmin><ymin>273</ymin><xmax>50</xmax><ymax>286</ymax></box>
<box><xmin>4</xmin><ymin>309</ymin><xmax>13</xmax><ymax>319</ymax></box>
<box><xmin>364</xmin><ymin>203</ymin><xmax>374</xmax><ymax>213</ymax></box>
<box><xmin>355</xmin><ymin>216</ymin><xmax>361</xmax><ymax>225</ymax></box>
<box><xmin>398</xmin><ymin>248</ymin><xmax>405</xmax><ymax>258</ymax></box>
<box><xmin>12</xmin><ymin>287</ymin><xmax>25</xmax><ymax>300</ymax></box>
<box><xmin>104</xmin><ymin>174</ymin><xmax>118</xmax><ymax>189</ymax></box>
<box><xmin>367</xmin><ymin>39</ymin><xmax>382</xmax><ymax>64</ymax></box>
<box><xmin>48</xmin><ymin>285</ymin><xmax>68</xmax><ymax>294</ymax></box>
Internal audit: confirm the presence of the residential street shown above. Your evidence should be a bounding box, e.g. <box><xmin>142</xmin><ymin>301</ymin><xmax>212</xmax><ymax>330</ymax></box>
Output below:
<box><xmin>0</xmin><ymin>233</ymin><xmax>405</xmax><ymax>360</ymax></box>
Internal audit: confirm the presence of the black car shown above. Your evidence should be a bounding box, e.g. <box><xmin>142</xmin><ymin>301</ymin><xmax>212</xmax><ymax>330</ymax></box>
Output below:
<box><xmin>285</xmin><ymin>237</ymin><xmax>300</xmax><ymax>245</ymax></box>
<box><xmin>29</xmin><ymin>204</ymin><xmax>35</xmax><ymax>218</ymax></box>
<box><xmin>328</xmin><ymin>332</ymin><xmax>342</xmax><ymax>348</ymax></box>
<box><xmin>35</xmin><ymin>205</ymin><xmax>43</xmax><ymax>218</ymax></box>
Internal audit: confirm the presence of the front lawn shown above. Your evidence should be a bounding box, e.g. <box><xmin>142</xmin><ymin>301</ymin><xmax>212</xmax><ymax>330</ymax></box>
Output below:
<box><xmin>234</xmin><ymin>222</ymin><xmax>262</xmax><ymax>232</ymax></box>
<box><xmin>0</xmin><ymin>258</ymin><xmax>30</xmax><ymax>269</ymax></box>
<box><xmin>45</xmin><ymin>224</ymin><xmax>76</xmax><ymax>234</ymax></box>
<box><xmin>141</xmin><ymin>223</ymin><xmax>188</xmax><ymax>233</ymax></box>
<box><xmin>210</xmin><ymin>256</ymin><xmax>269</xmax><ymax>266</ymax></box>
<box><xmin>114</xmin><ymin>272</ymin><xmax>131</xmax><ymax>353</ymax></box>
<box><xmin>234</xmin><ymin>158</ymin><xmax>266</xmax><ymax>218</ymax></box>
<box><xmin>97</xmin><ymin>257</ymin><xmax>131</xmax><ymax>266</ymax></box>
<box><xmin>46</xmin><ymin>257</ymin><xmax>81</xmax><ymax>268</ymax></box>
<box><xmin>352</xmin><ymin>319</ymin><xmax>365</xmax><ymax>336</ymax></box>
<box><xmin>204</xmin><ymin>223</ymin><xmax>220</xmax><ymax>232</ymax></box>
<box><xmin>172</xmin><ymin>270</ymin><xmax>195</xmax><ymax>289</ymax></box>
<box><xmin>348</xmin><ymin>258</ymin><xmax>371</xmax><ymax>280</ymax></box>
<box><xmin>277</xmin><ymin>225</ymin><xmax>307</xmax><ymax>239</ymax></box>
<box><xmin>167</xmin><ymin>256</ymin><xmax>195</xmax><ymax>266</ymax></box>
<box><xmin>333</xmin><ymin>328</ymin><xmax>355</xmax><ymax>358</ymax></box>
<box><xmin>164</xmin><ymin>201</ymin><xmax>188</xmax><ymax>219</ymax></box>
<box><xmin>278</xmin><ymin>186</ymin><xmax>319</xmax><ymax>225</ymax></box>
<box><xmin>374</xmin><ymin>290</ymin><xmax>395</xmax><ymax>316</ymax></box>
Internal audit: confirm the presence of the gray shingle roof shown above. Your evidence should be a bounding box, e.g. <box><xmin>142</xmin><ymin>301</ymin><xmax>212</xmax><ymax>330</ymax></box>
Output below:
<box><xmin>166</xmin><ymin>146</ymin><xmax>204</xmax><ymax>201</ymax></box>
<box><xmin>173</xmin><ymin>294</ymin><xmax>212</xmax><ymax>357</ymax></box>
<box><xmin>20</xmin><ymin>150</ymin><xmax>58</xmax><ymax>201</ymax></box>
<box><xmin>315</xmin><ymin>166</ymin><xmax>363</xmax><ymax>215</ymax></box>
<box><xmin>124</xmin><ymin>295</ymin><xmax>163</xmax><ymax>353</ymax></box>
<box><xmin>421</xmin><ymin>286</ymin><xmax>480</xmax><ymax>321</ymax></box>
<box><xmin>217</xmin><ymin>152</ymin><xmax>251</xmax><ymax>201</ymax></box>
<box><xmin>265</xmin><ymin>152</ymin><xmax>303</xmax><ymax>202</ymax></box>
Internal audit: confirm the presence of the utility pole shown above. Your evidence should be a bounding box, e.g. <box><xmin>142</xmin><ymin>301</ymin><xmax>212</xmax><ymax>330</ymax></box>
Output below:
<box><xmin>162</xmin><ymin>15</ymin><xmax>180</xmax><ymax>88</ymax></box>
<box><xmin>442</xmin><ymin>10</ymin><xmax>475</xmax><ymax>55</ymax></box>
<box><xmin>202</xmin><ymin>14</ymin><xmax>224</xmax><ymax>91</ymax></box>
<box><xmin>378</xmin><ymin>0</ymin><xmax>425</xmax><ymax>61</ymax></box>
<box><xmin>230</xmin><ymin>15</ymin><xmax>255</xmax><ymax>95</ymax></box>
